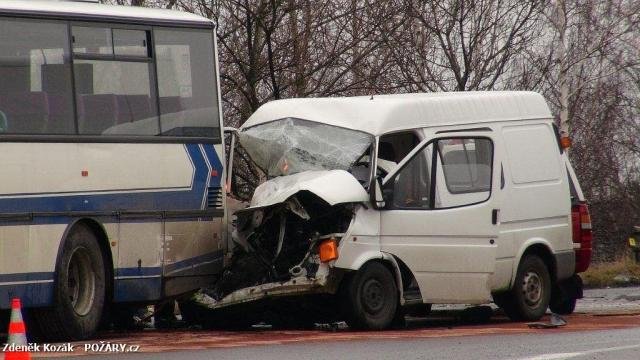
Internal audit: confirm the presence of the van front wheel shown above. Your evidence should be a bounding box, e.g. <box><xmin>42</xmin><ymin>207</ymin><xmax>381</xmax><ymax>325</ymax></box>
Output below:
<box><xmin>500</xmin><ymin>255</ymin><xmax>551</xmax><ymax>321</ymax></box>
<box><xmin>341</xmin><ymin>262</ymin><xmax>398</xmax><ymax>330</ymax></box>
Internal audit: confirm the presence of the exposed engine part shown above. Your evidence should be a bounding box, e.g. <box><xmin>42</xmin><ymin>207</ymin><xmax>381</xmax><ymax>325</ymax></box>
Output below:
<box><xmin>207</xmin><ymin>191</ymin><xmax>354</xmax><ymax>302</ymax></box>
<box><xmin>286</xmin><ymin>196</ymin><xmax>310</xmax><ymax>220</ymax></box>
<box><xmin>289</xmin><ymin>265</ymin><xmax>306</xmax><ymax>278</ymax></box>
<box><xmin>274</xmin><ymin>213</ymin><xmax>286</xmax><ymax>259</ymax></box>
<box><xmin>251</xmin><ymin>210</ymin><xmax>264</xmax><ymax>228</ymax></box>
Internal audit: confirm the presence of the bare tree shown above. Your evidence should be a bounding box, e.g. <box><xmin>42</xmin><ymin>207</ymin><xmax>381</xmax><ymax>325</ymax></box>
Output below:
<box><xmin>106</xmin><ymin>0</ymin><xmax>640</xmax><ymax>259</ymax></box>
<box><xmin>382</xmin><ymin>0</ymin><xmax>543</xmax><ymax>91</ymax></box>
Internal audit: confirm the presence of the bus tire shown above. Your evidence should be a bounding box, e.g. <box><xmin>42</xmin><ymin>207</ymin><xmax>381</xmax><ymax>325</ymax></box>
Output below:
<box><xmin>341</xmin><ymin>262</ymin><xmax>398</xmax><ymax>330</ymax></box>
<box><xmin>35</xmin><ymin>223</ymin><xmax>106</xmax><ymax>341</ymax></box>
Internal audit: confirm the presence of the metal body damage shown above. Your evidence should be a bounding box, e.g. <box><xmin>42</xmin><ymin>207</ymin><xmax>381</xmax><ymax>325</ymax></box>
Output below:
<box><xmin>194</xmin><ymin>180</ymin><xmax>362</xmax><ymax>311</ymax></box>
<box><xmin>191</xmin><ymin>117</ymin><xmax>376</xmax><ymax>314</ymax></box>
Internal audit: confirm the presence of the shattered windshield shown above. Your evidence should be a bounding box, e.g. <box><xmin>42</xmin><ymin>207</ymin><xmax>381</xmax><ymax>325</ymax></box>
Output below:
<box><xmin>239</xmin><ymin>118</ymin><xmax>373</xmax><ymax>177</ymax></box>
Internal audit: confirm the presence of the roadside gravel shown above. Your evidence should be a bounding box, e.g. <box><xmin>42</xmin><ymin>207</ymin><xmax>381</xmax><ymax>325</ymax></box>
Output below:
<box><xmin>576</xmin><ymin>286</ymin><xmax>640</xmax><ymax>314</ymax></box>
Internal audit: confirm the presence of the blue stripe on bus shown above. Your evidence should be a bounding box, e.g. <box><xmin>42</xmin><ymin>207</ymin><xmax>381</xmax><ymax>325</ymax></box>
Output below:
<box><xmin>0</xmin><ymin>250</ymin><xmax>225</xmax><ymax>308</ymax></box>
<box><xmin>0</xmin><ymin>144</ymin><xmax>223</xmax><ymax>214</ymax></box>
<box><xmin>201</xmin><ymin>143</ymin><xmax>223</xmax><ymax>187</ymax></box>
<box><xmin>164</xmin><ymin>250</ymin><xmax>223</xmax><ymax>275</ymax></box>
<box><xmin>114</xmin><ymin>277</ymin><xmax>162</xmax><ymax>302</ymax></box>
<box><xmin>0</xmin><ymin>272</ymin><xmax>54</xmax><ymax>283</ymax></box>
<box><xmin>113</xmin><ymin>250</ymin><xmax>223</xmax><ymax>302</ymax></box>
<box><xmin>0</xmin><ymin>272</ymin><xmax>55</xmax><ymax>308</ymax></box>
<box><xmin>0</xmin><ymin>279</ymin><xmax>163</xmax><ymax>306</ymax></box>
<box><xmin>115</xmin><ymin>267</ymin><xmax>163</xmax><ymax>278</ymax></box>
<box><xmin>0</xmin><ymin>282</ymin><xmax>53</xmax><ymax>308</ymax></box>
<box><xmin>0</xmin><ymin>215</ymin><xmax>219</xmax><ymax>227</ymax></box>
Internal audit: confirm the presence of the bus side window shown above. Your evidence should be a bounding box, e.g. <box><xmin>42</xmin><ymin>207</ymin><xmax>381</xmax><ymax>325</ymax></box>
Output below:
<box><xmin>155</xmin><ymin>29</ymin><xmax>220</xmax><ymax>138</ymax></box>
<box><xmin>0</xmin><ymin>18</ymin><xmax>75</xmax><ymax>134</ymax></box>
<box><xmin>72</xmin><ymin>26</ymin><xmax>159</xmax><ymax>136</ymax></box>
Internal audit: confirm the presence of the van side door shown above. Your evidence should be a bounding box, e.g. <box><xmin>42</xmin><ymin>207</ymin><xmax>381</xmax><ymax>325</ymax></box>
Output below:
<box><xmin>379</xmin><ymin>132</ymin><xmax>500</xmax><ymax>303</ymax></box>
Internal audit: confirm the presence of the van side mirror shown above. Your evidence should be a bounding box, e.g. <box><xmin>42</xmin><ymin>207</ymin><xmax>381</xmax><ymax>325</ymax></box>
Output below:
<box><xmin>371</xmin><ymin>176</ymin><xmax>386</xmax><ymax>209</ymax></box>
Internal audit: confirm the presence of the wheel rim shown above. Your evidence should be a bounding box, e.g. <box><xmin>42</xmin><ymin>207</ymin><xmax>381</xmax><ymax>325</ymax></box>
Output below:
<box><xmin>67</xmin><ymin>247</ymin><xmax>96</xmax><ymax>316</ymax></box>
<box><xmin>522</xmin><ymin>271</ymin><xmax>543</xmax><ymax>307</ymax></box>
<box><xmin>361</xmin><ymin>278</ymin><xmax>385</xmax><ymax>314</ymax></box>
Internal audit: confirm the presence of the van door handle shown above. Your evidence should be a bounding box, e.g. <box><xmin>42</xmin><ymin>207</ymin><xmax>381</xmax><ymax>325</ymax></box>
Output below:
<box><xmin>492</xmin><ymin>209</ymin><xmax>500</xmax><ymax>225</ymax></box>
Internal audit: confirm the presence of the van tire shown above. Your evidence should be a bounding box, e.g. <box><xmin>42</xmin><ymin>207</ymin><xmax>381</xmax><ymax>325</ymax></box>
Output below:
<box><xmin>341</xmin><ymin>262</ymin><xmax>398</xmax><ymax>330</ymax></box>
<box><xmin>549</xmin><ymin>296</ymin><xmax>577</xmax><ymax>315</ymax></box>
<box><xmin>33</xmin><ymin>224</ymin><xmax>106</xmax><ymax>341</ymax></box>
<box><xmin>500</xmin><ymin>255</ymin><xmax>550</xmax><ymax>321</ymax></box>
<box><xmin>549</xmin><ymin>274</ymin><xmax>582</xmax><ymax>315</ymax></box>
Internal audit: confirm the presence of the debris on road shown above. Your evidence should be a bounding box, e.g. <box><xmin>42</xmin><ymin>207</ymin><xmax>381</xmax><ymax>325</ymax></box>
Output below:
<box><xmin>527</xmin><ymin>313</ymin><xmax>567</xmax><ymax>329</ymax></box>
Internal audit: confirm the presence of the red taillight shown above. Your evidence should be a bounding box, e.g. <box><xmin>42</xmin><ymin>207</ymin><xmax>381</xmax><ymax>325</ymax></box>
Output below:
<box><xmin>572</xmin><ymin>203</ymin><xmax>592</xmax><ymax>273</ymax></box>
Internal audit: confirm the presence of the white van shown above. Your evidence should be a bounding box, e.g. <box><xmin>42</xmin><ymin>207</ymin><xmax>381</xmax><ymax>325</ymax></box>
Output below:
<box><xmin>211</xmin><ymin>91</ymin><xmax>592</xmax><ymax>330</ymax></box>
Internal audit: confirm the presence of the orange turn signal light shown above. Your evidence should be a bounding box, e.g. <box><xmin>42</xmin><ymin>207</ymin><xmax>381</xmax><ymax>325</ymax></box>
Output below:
<box><xmin>319</xmin><ymin>238</ymin><xmax>339</xmax><ymax>263</ymax></box>
<box><xmin>560</xmin><ymin>136</ymin><xmax>572</xmax><ymax>149</ymax></box>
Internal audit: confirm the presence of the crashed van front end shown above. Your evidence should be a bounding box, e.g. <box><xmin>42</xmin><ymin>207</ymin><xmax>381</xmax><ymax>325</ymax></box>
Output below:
<box><xmin>195</xmin><ymin>118</ymin><xmax>376</xmax><ymax>311</ymax></box>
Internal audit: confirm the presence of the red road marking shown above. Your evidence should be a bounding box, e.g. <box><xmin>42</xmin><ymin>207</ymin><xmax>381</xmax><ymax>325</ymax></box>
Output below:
<box><xmin>26</xmin><ymin>313</ymin><xmax>640</xmax><ymax>357</ymax></box>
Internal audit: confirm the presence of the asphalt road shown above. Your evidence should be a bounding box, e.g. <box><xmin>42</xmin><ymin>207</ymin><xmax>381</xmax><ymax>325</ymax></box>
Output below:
<box><xmin>4</xmin><ymin>287</ymin><xmax>640</xmax><ymax>359</ymax></box>
<box><xmin>80</xmin><ymin>327</ymin><xmax>640</xmax><ymax>360</ymax></box>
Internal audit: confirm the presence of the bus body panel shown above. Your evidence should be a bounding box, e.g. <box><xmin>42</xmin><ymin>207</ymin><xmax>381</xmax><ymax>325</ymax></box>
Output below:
<box><xmin>0</xmin><ymin>4</ymin><xmax>226</xmax><ymax>326</ymax></box>
<box><xmin>0</xmin><ymin>142</ymin><xmax>225</xmax><ymax>308</ymax></box>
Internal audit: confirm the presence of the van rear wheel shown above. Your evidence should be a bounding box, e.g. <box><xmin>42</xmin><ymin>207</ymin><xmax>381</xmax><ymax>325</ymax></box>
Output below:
<box><xmin>549</xmin><ymin>275</ymin><xmax>582</xmax><ymax>315</ymax></box>
<box><xmin>549</xmin><ymin>296</ymin><xmax>577</xmax><ymax>315</ymax></box>
<box><xmin>500</xmin><ymin>255</ymin><xmax>551</xmax><ymax>321</ymax></box>
<box><xmin>341</xmin><ymin>262</ymin><xmax>398</xmax><ymax>330</ymax></box>
<box><xmin>33</xmin><ymin>224</ymin><xmax>106</xmax><ymax>341</ymax></box>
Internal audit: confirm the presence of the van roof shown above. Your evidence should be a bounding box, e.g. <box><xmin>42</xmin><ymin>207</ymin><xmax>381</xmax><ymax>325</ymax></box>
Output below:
<box><xmin>241</xmin><ymin>91</ymin><xmax>554</xmax><ymax>136</ymax></box>
<box><xmin>0</xmin><ymin>1</ymin><xmax>213</xmax><ymax>27</ymax></box>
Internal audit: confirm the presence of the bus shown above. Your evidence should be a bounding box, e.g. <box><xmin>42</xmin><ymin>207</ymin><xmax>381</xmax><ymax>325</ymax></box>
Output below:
<box><xmin>0</xmin><ymin>0</ymin><xmax>226</xmax><ymax>340</ymax></box>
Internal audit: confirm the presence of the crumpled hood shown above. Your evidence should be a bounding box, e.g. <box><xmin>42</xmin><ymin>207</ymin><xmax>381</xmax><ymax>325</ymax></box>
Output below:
<box><xmin>249</xmin><ymin>170</ymin><xmax>368</xmax><ymax>209</ymax></box>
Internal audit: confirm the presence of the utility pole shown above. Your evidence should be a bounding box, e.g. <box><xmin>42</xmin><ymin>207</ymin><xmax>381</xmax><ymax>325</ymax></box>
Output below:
<box><xmin>552</xmin><ymin>0</ymin><xmax>570</xmax><ymax>140</ymax></box>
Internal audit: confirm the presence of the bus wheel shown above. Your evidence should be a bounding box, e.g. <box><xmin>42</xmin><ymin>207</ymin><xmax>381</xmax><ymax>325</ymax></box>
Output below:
<box><xmin>341</xmin><ymin>262</ymin><xmax>398</xmax><ymax>330</ymax></box>
<box><xmin>36</xmin><ymin>223</ymin><xmax>106</xmax><ymax>341</ymax></box>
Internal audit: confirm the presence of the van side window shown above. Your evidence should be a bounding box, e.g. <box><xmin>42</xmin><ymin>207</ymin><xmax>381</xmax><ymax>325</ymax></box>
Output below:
<box><xmin>438</xmin><ymin>138</ymin><xmax>492</xmax><ymax>194</ymax></box>
<box><xmin>392</xmin><ymin>143</ymin><xmax>433</xmax><ymax>209</ymax></box>
<box><xmin>379</xmin><ymin>131</ymin><xmax>420</xmax><ymax>163</ymax></box>
<box><xmin>386</xmin><ymin>136</ymin><xmax>493</xmax><ymax>210</ymax></box>
<box><xmin>378</xmin><ymin>131</ymin><xmax>421</xmax><ymax>176</ymax></box>
<box><xmin>435</xmin><ymin>138</ymin><xmax>493</xmax><ymax>208</ymax></box>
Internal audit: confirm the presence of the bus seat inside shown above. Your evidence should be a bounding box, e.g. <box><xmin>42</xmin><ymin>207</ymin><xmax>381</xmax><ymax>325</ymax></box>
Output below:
<box><xmin>0</xmin><ymin>92</ymin><xmax>50</xmax><ymax>133</ymax></box>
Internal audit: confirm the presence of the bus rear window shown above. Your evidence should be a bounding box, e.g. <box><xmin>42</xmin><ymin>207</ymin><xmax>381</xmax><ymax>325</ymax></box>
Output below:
<box><xmin>155</xmin><ymin>29</ymin><xmax>219</xmax><ymax>138</ymax></box>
